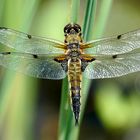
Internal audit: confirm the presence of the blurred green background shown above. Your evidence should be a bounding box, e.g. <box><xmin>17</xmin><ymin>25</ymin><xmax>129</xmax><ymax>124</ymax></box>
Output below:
<box><xmin>0</xmin><ymin>0</ymin><xmax>140</xmax><ymax>140</ymax></box>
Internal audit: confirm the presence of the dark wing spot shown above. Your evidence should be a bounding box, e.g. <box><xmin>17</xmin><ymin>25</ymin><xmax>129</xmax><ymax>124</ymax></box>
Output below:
<box><xmin>27</xmin><ymin>34</ymin><xmax>32</xmax><ymax>39</ymax></box>
<box><xmin>81</xmin><ymin>57</ymin><xmax>96</xmax><ymax>62</ymax></box>
<box><xmin>33</xmin><ymin>54</ymin><xmax>38</xmax><ymax>58</ymax></box>
<box><xmin>0</xmin><ymin>27</ymin><xmax>8</xmax><ymax>30</ymax></box>
<box><xmin>117</xmin><ymin>35</ymin><xmax>121</xmax><ymax>39</ymax></box>
<box><xmin>84</xmin><ymin>58</ymin><xmax>96</xmax><ymax>62</ymax></box>
<box><xmin>112</xmin><ymin>55</ymin><xmax>117</xmax><ymax>59</ymax></box>
<box><xmin>90</xmin><ymin>58</ymin><xmax>96</xmax><ymax>62</ymax></box>
<box><xmin>54</xmin><ymin>58</ymin><xmax>61</xmax><ymax>63</ymax></box>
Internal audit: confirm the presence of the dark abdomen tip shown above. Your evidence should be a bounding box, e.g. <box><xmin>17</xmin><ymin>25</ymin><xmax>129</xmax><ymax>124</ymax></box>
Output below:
<box><xmin>71</xmin><ymin>92</ymin><xmax>81</xmax><ymax>125</ymax></box>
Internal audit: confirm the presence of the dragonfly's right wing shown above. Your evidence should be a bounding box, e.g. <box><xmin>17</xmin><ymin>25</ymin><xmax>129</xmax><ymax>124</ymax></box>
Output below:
<box><xmin>83</xmin><ymin>29</ymin><xmax>140</xmax><ymax>55</ymax></box>
<box><xmin>82</xmin><ymin>29</ymin><xmax>140</xmax><ymax>79</ymax></box>
<box><xmin>0</xmin><ymin>27</ymin><xmax>66</xmax><ymax>54</ymax></box>
<box><xmin>0</xmin><ymin>52</ymin><xmax>67</xmax><ymax>79</ymax></box>
<box><xmin>83</xmin><ymin>50</ymin><xmax>140</xmax><ymax>79</ymax></box>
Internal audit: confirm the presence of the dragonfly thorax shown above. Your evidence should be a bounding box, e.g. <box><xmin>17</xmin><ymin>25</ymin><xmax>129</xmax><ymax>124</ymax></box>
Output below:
<box><xmin>66</xmin><ymin>43</ymin><xmax>81</xmax><ymax>61</ymax></box>
<box><xmin>65</xmin><ymin>34</ymin><xmax>82</xmax><ymax>44</ymax></box>
<box><xmin>67</xmin><ymin>43</ymin><xmax>80</xmax><ymax>49</ymax></box>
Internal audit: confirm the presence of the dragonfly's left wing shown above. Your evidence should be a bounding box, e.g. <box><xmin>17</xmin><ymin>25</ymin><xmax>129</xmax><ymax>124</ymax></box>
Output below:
<box><xmin>0</xmin><ymin>27</ymin><xmax>66</xmax><ymax>54</ymax></box>
<box><xmin>0</xmin><ymin>52</ymin><xmax>67</xmax><ymax>79</ymax></box>
<box><xmin>83</xmin><ymin>50</ymin><xmax>140</xmax><ymax>79</ymax></box>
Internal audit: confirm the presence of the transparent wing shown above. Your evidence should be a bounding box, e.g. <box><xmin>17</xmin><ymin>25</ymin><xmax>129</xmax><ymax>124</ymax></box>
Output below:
<box><xmin>0</xmin><ymin>27</ymin><xmax>65</xmax><ymax>54</ymax></box>
<box><xmin>84</xmin><ymin>50</ymin><xmax>140</xmax><ymax>79</ymax></box>
<box><xmin>0</xmin><ymin>52</ymin><xmax>67</xmax><ymax>79</ymax></box>
<box><xmin>84</xmin><ymin>29</ymin><xmax>140</xmax><ymax>55</ymax></box>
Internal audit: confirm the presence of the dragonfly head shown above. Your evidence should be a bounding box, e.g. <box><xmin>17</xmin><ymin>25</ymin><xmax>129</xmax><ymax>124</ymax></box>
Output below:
<box><xmin>64</xmin><ymin>23</ymin><xmax>82</xmax><ymax>44</ymax></box>
<box><xmin>64</xmin><ymin>23</ymin><xmax>81</xmax><ymax>35</ymax></box>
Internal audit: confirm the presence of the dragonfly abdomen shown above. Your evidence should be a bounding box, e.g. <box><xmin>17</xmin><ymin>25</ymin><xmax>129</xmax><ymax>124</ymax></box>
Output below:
<box><xmin>68</xmin><ymin>59</ymin><xmax>82</xmax><ymax>125</ymax></box>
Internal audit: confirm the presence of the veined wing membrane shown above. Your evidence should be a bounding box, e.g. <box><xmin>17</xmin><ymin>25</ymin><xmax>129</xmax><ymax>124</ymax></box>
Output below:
<box><xmin>0</xmin><ymin>27</ymin><xmax>65</xmax><ymax>54</ymax></box>
<box><xmin>84</xmin><ymin>51</ymin><xmax>140</xmax><ymax>79</ymax></box>
<box><xmin>83</xmin><ymin>29</ymin><xmax>140</xmax><ymax>55</ymax></box>
<box><xmin>0</xmin><ymin>52</ymin><xmax>67</xmax><ymax>79</ymax></box>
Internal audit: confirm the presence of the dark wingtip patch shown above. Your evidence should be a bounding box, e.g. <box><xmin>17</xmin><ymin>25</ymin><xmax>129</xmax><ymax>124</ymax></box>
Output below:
<box><xmin>117</xmin><ymin>35</ymin><xmax>121</xmax><ymax>39</ymax></box>
<box><xmin>0</xmin><ymin>27</ymin><xmax>8</xmax><ymax>30</ymax></box>
<box><xmin>33</xmin><ymin>54</ymin><xmax>38</xmax><ymax>58</ymax></box>
<box><xmin>27</xmin><ymin>34</ymin><xmax>32</xmax><ymax>39</ymax></box>
<box><xmin>112</xmin><ymin>54</ymin><xmax>117</xmax><ymax>59</ymax></box>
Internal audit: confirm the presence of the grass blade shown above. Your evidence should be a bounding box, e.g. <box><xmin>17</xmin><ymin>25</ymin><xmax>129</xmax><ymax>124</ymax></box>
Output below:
<box><xmin>82</xmin><ymin>0</ymin><xmax>97</xmax><ymax>41</ymax></box>
<box><xmin>79</xmin><ymin>0</ymin><xmax>97</xmax><ymax>127</ymax></box>
<box><xmin>93</xmin><ymin>0</ymin><xmax>113</xmax><ymax>38</ymax></box>
<box><xmin>71</xmin><ymin>0</ymin><xmax>80</xmax><ymax>23</ymax></box>
<box><xmin>0</xmin><ymin>0</ymin><xmax>39</xmax><ymax>140</ymax></box>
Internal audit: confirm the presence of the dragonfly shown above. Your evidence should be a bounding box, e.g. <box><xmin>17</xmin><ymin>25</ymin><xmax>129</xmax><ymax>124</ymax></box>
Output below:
<box><xmin>0</xmin><ymin>23</ymin><xmax>140</xmax><ymax>125</ymax></box>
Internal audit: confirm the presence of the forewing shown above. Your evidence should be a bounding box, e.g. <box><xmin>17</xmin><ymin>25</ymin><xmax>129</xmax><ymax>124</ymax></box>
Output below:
<box><xmin>84</xmin><ymin>29</ymin><xmax>140</xmax><ymax>55</ymax></box>
<box><xmin>0</xmin><ymin>27</ymin><xmax>65</xmax><ymax>54</ymax></box>
<box><xmin>0</xmin><ymin>52</ymin><xmax>67</xmax><ymax>79</ymax></box>
<box><xmin>84</xmin><ymin>51</ymin><xmax>140</xmax><ymax>79</ymax></box>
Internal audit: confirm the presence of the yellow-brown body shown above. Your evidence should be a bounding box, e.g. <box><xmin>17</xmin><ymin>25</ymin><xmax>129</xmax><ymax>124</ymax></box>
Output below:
<box><xmin>55</xmin><ymin>23</ymin><xmax>94</xmax><ymax>125</ymax></box>
<box><xmin>68</xmin><ymin>59</ymin><xmax>82</xmax><ymax>124</ymax></box>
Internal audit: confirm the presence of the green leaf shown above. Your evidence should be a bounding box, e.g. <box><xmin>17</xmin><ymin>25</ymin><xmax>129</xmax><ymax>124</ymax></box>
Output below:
<box><xmin>0</xmin><ymin>0</ymin><xmax>39</xmax><ymax>140</ymax></box>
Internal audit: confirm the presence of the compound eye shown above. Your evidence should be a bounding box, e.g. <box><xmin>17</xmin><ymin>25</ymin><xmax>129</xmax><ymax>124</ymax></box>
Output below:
<box><xmin>73</xmin><ymin>27</ymin><xmax>79</xmax><ymax>33</ymax></box>
<box><xmin>74</xmin><ymin>24</ymin><xmax>81</xmax><ymax>33</ymax></box>
<box><xmin>64</xmin><ymin>24</ymin><xmax>72</xmax><ymax>33</ymax></box>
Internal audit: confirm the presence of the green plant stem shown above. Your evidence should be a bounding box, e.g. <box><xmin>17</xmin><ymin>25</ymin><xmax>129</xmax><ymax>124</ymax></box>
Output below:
<box><xmin>94</xmin><ymin>0</ymin><xmax>113</xmax><ymax>38</ymax></box>
<box><xmin>71</xmin><ymin>0</ymin><xmax>80</xmax><ymax>23</ymax></box>
<box><xmin>79</xmin><ymin>0</ymin><xmax>97</xmax><ymax>127</ymax></box>
<box><xmin>83</xmin><ymin>0</ymin><xmax>97</xmax><ymax>41</ymax></box>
